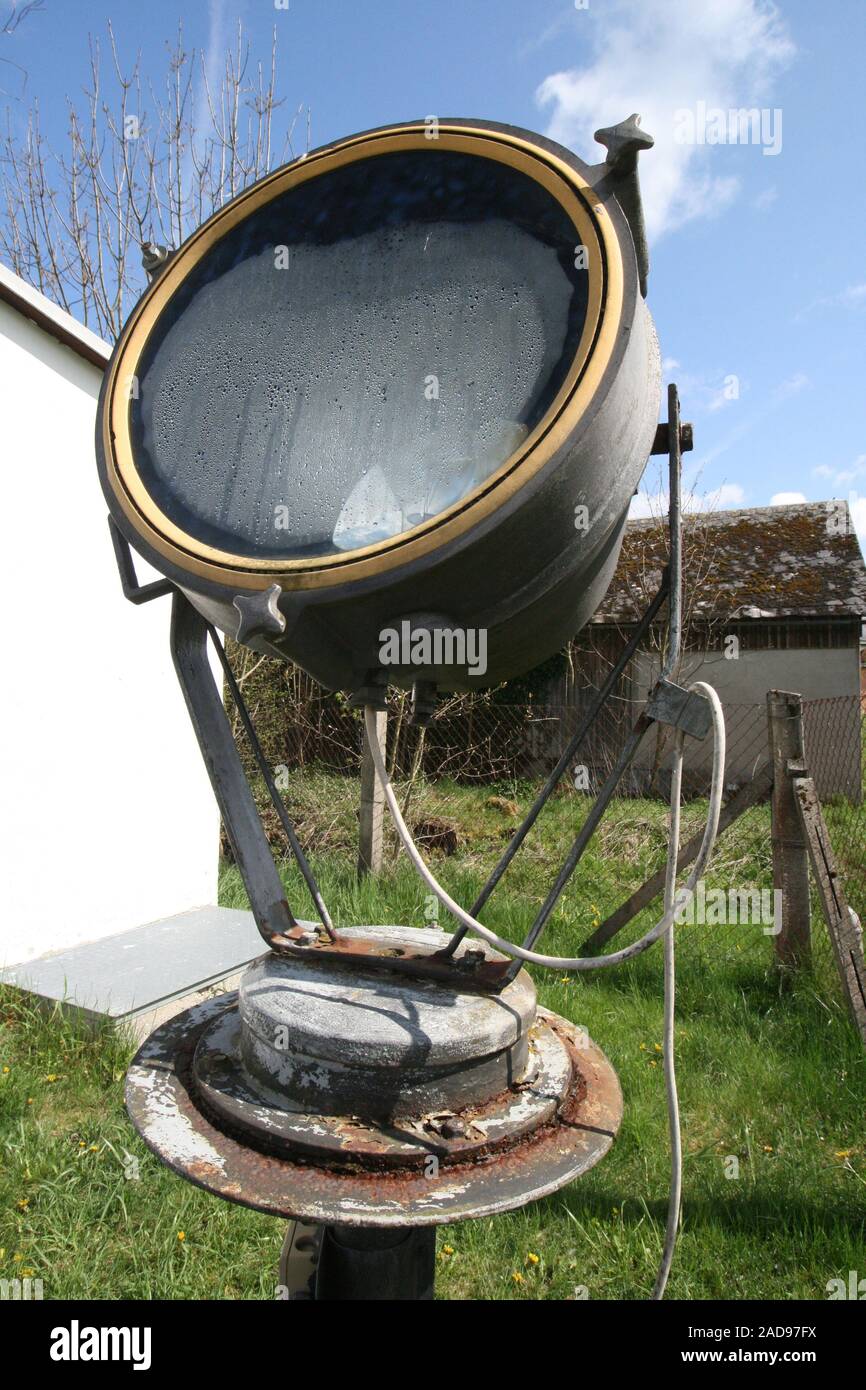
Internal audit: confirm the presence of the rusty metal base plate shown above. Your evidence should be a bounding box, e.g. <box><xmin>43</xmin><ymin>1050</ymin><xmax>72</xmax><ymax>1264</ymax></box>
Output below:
<box><xmin>193</xmin><ymin>1003</ymin><xmax>570</xmax><ymax>1165</ymax></box>
<box><xmin>126</xmin><ymin>995</ymin><xmax>622</xmax><ymax>1227</ymax></box>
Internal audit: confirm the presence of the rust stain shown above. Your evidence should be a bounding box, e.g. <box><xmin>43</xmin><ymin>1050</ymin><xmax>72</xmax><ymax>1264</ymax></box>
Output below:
<box><xmin>126</xmin><ymin>999</ymin><xmax>622</xmax><ymax>1227</ymax></box>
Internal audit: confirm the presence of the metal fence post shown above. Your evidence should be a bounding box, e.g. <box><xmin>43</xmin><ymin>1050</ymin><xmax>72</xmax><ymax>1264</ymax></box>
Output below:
<box><xmin>358</xmin><ymin>710</ymin><xmax>387</xmax><ymax>877</ymax></box>
<box><xmin>766</xmin><ymin>689</ymin><xmax>811</xmax><ymax>969</ymax></box>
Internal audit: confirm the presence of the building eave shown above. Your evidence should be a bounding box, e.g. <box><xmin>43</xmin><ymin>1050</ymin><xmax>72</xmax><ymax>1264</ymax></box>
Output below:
<box><xmin>0</xmin><ymin>262</ymin><xmax>111</xmax><ymax>370</ymax></box>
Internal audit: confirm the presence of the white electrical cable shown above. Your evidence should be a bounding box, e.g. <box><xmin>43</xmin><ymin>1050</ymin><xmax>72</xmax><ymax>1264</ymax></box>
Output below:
<box><xmin>363</xmin><ymin>682</ymin><xmax>725</xmax><ymax>972</ymax></box>
<box><xmin>651</xmin><ymin>728</ymin><xmax>684</xmax><ymax>1301</ymax></box>
<box><xmin>364</xmin><ymin>680</ymin><xmax>726</xmax><ymax>1298</ymax></box>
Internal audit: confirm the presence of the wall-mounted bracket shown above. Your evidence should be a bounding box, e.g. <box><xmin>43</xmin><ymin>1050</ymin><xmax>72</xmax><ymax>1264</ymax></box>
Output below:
<box><xmin>646</xmin><ymin>678</ymin><xmax>712</xmax><ymax>740</ymax></box>
<box><xmin>651</xmin><ymin>421</ymin><xmax>694</xmax><ymax>456</ymax></box>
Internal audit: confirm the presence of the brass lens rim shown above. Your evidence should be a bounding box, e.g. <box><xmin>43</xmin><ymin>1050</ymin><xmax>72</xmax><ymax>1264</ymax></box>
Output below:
<box><xmin>102</xmin><ymin>122</ymin><xmax>625</xmax><ymax>592</ymax></box>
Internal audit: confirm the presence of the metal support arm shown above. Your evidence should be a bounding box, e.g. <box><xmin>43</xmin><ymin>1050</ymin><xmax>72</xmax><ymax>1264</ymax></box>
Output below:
<box><xmin>170</xmin><ymin>592</ymin><xmax>298</xmax><ymax>950</ymax></box>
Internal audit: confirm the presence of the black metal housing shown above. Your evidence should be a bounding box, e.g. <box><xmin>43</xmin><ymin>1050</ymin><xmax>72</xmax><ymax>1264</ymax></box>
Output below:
<box><xmin>96</xmin><ymin>117</ymin><xmax>660</xmax><ymax>697</ymax></box>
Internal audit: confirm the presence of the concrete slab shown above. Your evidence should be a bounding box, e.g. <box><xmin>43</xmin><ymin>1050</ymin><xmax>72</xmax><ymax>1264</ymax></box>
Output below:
<box><xmin>0</xmin><ymin>906</ymin><xmax>266</xmax><ymax>1030</ymax></box>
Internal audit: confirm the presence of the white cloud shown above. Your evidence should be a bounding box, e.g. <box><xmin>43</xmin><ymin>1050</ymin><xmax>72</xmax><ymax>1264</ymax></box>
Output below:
<box><xmin>536</xmin><ymin>0</ymin><xmax>794</xmax><ymax>239</ymax></box>
<box><xmin>659</xmin><ymin>364</ymin><xmax>746</xmax><ymax>415</ymax></box>
<box><xmin>683</xmin><ymin>370</ymin><xmax>809</xmax><ymax>472</ymax></box>
<box><xmin>630</xmin><ymin>481</ymin><xmax>745</xmax><ymax>518</ymax></box>
<box><xmin>204</xmin><ymin>0</ymin><xmax>229</xmax><ymax>95</ymax></box>
<box><xmin>773</xmin><ymin>372</ymin><xmax>809</xmax><ymax>401</ymax></box>
<box><xmin>812</xmin><ymin>455</ymin><xmax>866</xmax><ymax>486</ymax></box>
<box><xmin>795</xmin><ymin>282</ymin><xmax>866</xmax><ymax>321</ymax></box>
<box><xmin>770</xmin><ymin>491</ymin><xmax>807</xmax><ymax>505</ymax></box>
<box><xmin>706</xmin><ymin>379</ymin><xmax>740</xmax><ymax>413</ymax></box>
<box><xmin>707</xmin><ymin>483</ymin><xmax>747</xmax><ymax>508</ymax></box>
<box><xmin>187</xmin><ymin>0</ymin><xmax>229</xmax><ymax>194</ymax></box>
<box><xmin>519</xmin><ymin>8</ymin><xmax>583</xmax><ymax>58</ymax></box>
<box><xmin>805</xmin><ymin>461</ymin><xmax>866</xmax><ymax>554</ymax></box>
<box><xmin>754</xmin><ymin>186</ymin><xmax>778</xmax><ymax>210</ymax></box>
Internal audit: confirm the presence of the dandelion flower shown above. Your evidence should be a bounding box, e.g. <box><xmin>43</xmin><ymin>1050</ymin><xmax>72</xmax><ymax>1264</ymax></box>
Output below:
<box><xmin>526</xmin><ymin>1252</ymin><xmax>540</xmax><ymax>1266</ymax></box>
<box><xmin>512</xmin><ymin>1271</ymin><xmax>524</xmax><ymax>1285</ymax></box>
<box><xmin>177</xmin><ymin>1231</ymin><xmax>186</xmax><ymax>1242</ymax></box>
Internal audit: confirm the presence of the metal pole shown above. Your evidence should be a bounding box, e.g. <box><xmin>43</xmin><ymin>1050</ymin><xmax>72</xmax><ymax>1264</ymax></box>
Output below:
<box><xmin>170</xmin><ymin>592</ymin><xmax>297</xmax><ymax>948</ymax></box>
<box><xmin>498</xmin><ymin>388</ymin><xmax>685</xmax><ymax>979</ymax></box>
<box><xmin>661</xmin><ymin>382</ymin><xmax>683</xmax><ymax>681</ymax></box>
<box><xmin>314</xmin><ymin>1225</ymin><xmax>435</xmax><ymax>1301</ymax></box>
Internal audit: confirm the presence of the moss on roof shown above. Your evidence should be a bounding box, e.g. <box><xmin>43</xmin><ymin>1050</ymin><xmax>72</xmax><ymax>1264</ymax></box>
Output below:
<box><xmin>593</xmin><ymin>501</ymin><xmax>866</xmax><ymax>625</ymax></box>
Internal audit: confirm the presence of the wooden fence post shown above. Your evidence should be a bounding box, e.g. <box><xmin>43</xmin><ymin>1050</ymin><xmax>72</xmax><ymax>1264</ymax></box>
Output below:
<box><xmin>766</xmin><ymin>689</ymin><xmax>811</xmax><ymax>969</ymax></box>
<box><xmin>358</xmin><ymin>710</ymin><xmax>387</xmax><ymax>877</ymax></box>
<box><xmin>792</xmin><ymin>774</ymin><xmax>866</xmax><ymax>1045</ymax></box>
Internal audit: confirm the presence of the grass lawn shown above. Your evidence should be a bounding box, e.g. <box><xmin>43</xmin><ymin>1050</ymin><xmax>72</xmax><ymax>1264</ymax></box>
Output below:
<box><xmin>1</xmin><ymin>777</ymin><xmax>863</xmax><ymax>1300</ymax></box>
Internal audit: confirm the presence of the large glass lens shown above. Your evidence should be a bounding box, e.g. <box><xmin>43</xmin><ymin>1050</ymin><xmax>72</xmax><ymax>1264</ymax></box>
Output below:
<box><xmin>130</xmin><ymin>147</ymin><xmax>589</xmax><ymax>559</ymax></box>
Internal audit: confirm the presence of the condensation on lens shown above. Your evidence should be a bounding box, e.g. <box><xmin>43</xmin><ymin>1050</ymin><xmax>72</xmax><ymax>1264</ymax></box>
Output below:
<box><xmin>130</xmin><ymin>149</ymin><xmax>588</xmax><ymax>559</ymax></box>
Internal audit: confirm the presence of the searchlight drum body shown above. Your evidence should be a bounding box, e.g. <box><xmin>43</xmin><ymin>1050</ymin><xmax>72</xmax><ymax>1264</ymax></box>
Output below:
<box><xmin>99</xmin><ymin>118</ymin><xmax>722</xmax><ymax>1302</ymax></box>
<box><xmin>97</xmin><ymin>118</ymin><xmax>660</xmax><ymax>695</ymax></box>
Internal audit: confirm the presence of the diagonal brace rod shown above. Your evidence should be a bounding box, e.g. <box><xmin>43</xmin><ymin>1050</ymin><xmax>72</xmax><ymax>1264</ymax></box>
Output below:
<box><xmin>441</xmin><ymin>570</ymin><xmax>670</xmax><ymax>957</ymax></box>
<box><xmin>500</xmin><ymin>714</ymin><xmax>653</xmax><ymax>982</ymax></box>
<box><xmin>206</xmin><ymin>624</ymin><xmax>336</xmax><ymax>939</ymax></box>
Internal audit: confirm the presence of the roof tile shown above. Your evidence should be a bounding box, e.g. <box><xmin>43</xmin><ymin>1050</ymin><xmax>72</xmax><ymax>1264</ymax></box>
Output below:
<box><xmin>592</xmin><ymin>501</ymin><xmax>866</xmax><ymax>624</ymax></box>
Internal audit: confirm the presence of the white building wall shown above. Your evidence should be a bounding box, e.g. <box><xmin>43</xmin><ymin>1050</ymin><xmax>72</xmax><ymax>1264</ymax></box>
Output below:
<box><xmin>632</xmin><ymin>646</ymin><xmax>862</xmax><ymax>798</ymax></box>
<box><xmin>0</xmin><ymin>286</ymin><xmax>219</xmax><ymax>967</ymax></box>
<box><xmin>634</xmin><ymin>645</ymin><xmax>860</xmax><ymax>708</ymax></box>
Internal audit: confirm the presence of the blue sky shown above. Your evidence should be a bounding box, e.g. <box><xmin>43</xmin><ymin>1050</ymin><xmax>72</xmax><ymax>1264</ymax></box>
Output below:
<box><xmin>4</xmin><ymin>0</ymin><xmax>865</xmax><ymax>546</ymax></box>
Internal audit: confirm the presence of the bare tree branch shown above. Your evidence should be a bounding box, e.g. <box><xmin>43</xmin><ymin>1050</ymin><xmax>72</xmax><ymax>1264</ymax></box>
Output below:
<box><xmin>2</xmin><ymin>1</ymin><xmax>44</xmax><ymax>36</ymax></box>
<box><xmin>0</xmin><ymin>19</ymin><xmax>309</xmax><ymax>339</ymax></box>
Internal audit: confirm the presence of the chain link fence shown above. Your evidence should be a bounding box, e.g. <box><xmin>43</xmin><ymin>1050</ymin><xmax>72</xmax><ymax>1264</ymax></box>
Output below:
<box><xmin>803</xmin><ymin>697</ymin><xmax>865</xmax><ymax>972</ymax></box>
<box><xmin>223</xmin><ymin>648</ymin><xmax>863</xmax><ymax>1006</ymax></box>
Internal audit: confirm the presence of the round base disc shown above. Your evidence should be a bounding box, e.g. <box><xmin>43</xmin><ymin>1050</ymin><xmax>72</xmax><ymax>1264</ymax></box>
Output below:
<box><xmin>237</xmin><ymin>925</ymin><xmax>537</xmax><ymax>1118</ymax></box>
<box><xmin>126</xmin><ymin>994</ymin><xmax>622</xmax><ymax>1227</ymax></box>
